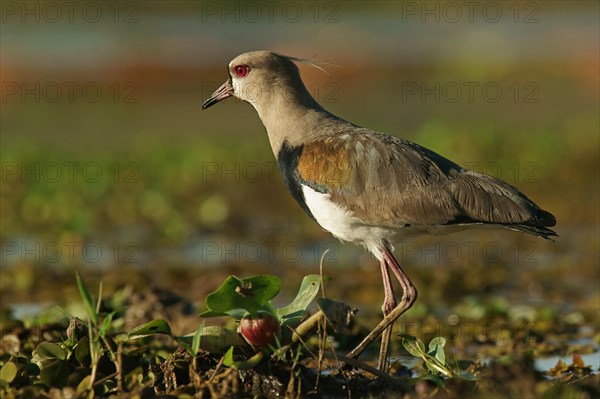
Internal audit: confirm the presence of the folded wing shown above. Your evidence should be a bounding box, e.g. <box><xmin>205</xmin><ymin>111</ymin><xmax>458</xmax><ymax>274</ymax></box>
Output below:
<box><xmin>294</xmin><ymin>130</ymin><xmax>557</xmax><ymax>239</ymax></box>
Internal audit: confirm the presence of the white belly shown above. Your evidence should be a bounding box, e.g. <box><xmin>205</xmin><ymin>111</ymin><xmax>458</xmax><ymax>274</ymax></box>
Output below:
<box><xmin>301</xmin><ymin>184</ymin><xmax>489</xmax><ymax>260</ymax></box>
<box><xmin>301</xmin><ymin>185</ymin><xmax>394</xmax><ymax>260</ymax></box>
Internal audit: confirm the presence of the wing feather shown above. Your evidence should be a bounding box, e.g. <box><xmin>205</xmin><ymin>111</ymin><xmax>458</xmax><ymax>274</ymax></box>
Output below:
<box><xmin>295</xmin><ymin>130</ymin><xmax>556</xmax><ymax>238</ymax></box>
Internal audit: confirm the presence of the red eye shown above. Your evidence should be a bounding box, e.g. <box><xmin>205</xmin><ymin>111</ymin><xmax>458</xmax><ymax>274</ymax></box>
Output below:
<box><xmin>234</xmin><ymin>65</ymin><xmax>250</xmax><ymax>78</ymax></box>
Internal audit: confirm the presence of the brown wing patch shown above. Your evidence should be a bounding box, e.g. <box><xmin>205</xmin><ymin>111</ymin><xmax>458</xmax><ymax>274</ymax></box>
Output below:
<box><xmin>297</xmin><ymin>138</ymin><xmax>353</xmax><ymax>191</ymax></box>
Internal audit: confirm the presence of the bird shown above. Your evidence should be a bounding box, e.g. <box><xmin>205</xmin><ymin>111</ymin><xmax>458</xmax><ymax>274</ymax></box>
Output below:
<box><xmin>202</xmin><ymin>50</ymin><xmax>557</xmax><ymax>372</ymax></box>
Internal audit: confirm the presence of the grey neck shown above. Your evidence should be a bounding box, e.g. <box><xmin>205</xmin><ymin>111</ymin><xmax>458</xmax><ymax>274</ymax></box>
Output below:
<box><xmin>249</xmin><ymin>85</ymin><xmax>347</xmax><ymax>156</ymax></box>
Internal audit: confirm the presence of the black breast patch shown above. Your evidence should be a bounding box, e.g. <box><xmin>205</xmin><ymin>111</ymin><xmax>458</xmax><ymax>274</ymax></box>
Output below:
<box><xmin>276</xmin><ymin>141</ymin><xmax>315</xmax><ymax>221</ymax></box>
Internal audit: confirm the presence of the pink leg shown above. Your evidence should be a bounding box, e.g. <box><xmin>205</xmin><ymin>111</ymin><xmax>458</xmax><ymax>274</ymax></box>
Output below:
<box><xmin>347</xmin><ymin>245</ymin><xmax>418</xmax><ymax>371</ymax></box>
<box><xmin>378</xmin><ymin>257</ymin><xmax>396</xmax><ymax>372</ymax></box>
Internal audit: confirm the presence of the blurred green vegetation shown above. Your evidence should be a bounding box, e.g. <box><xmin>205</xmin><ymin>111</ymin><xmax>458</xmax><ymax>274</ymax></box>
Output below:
<box><xmin>1</xmin><ymin>1</ymin><xmax>598</xmax><ymax>317</ymax></box>
<box><xmin>2</xmin><ymin>71</ymin><xmax>597</xmax><ymax>243</ymax></box>
<box><xmin>2</xmin><ymin>75</ymin><xmax>596</xmax><ymax>247</ymax></box>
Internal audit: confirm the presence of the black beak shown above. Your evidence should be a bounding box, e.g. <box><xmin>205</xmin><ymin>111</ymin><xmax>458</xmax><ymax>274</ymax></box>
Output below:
<box><xmin>202</xmin><ymin>80</ymin><xmax>234</xmax><ymax>109</ymax></box>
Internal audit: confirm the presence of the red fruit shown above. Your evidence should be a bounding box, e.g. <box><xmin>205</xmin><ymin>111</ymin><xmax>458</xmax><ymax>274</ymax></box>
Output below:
<box><xmin>238</xmin><ymin>313</ymin><xmax>281</xmax><ymax>347</ymax></box>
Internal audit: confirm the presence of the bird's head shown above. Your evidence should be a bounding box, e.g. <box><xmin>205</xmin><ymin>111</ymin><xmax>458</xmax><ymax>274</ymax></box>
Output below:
<box><xmin>202</xmin><ymin>51</ymin><xmax>318</xmax><ymax>111</ymax></box>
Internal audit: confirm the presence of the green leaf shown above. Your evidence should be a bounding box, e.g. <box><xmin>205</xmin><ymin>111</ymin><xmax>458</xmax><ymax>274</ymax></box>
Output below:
<box><xmin>428</xmin><ymin>337</ymin><xmax>446</xmax><ymax>365</ymax></box>
<box><xmin>99</xmin><ymin>311</ymin><xmax>117</xmax><ymax>338</ymax></box>
<box><xmin>199</xmin><ymin>309</ymin><xmax>246</xmax><ymax>319</ymax></box>
<box><xmin>176</xmin><ymin>326</ymin><xmax>245</xmax><ymax>354</ymax></box>
<box><xmin>96</xmin><ymin>281</ymin><xmax>103</xmax><ymax>314</ymax></box>
<box><xmin>401</xmin><ymin>335</ymin><xmax>426</xmax><ymax>358</ymax></box>
<box><xmin>0</xmin><ymin>362</ymin><xmax>17</xmax><ymax>383</ymax></box>
<box><xmin>223</xmin><ymin>347</ymin><xmax>264</xmax><ymax>370</ymax></box>
<box><xmin>75</xmin><ymin>337</ymin><xmax>91</xmax><ymax>366</ymax></box>
<box><xmin>434</xmin><ymin>349</ymin><xmax>446</xmax><ymax>366</ymax></box>
<box><xmin>191</xmin><ymin>327</ymin><xmax>202</xmax><ymax>355</ymax></box>
<box><xmin>277</xmin><ymin>274</ymin><xmax>321</xmax><ymax>324</ymax></box>
<box><xmin>198</xmin><ymin>310</ymin><xmax>230</xmax><ymax>318</ymax></box>
<box><xmin>428</xmin><ymin>336</ymin><xmax>446</xmax><ymax>350</ymax></box>
<box><xmin>205</xmin><ymin>275</ymin><xmax>281</xmax><ymax>315</ymax></box>
<box><xmin>76</xmin><ymin>272</ymin><xmax>98</xmax><ymax>326</ymax></box>
<box><xmin>422</xmin><ymin>337</ymin><xmax>452</xmax><ymax>377</ymax></box>
<box><xmin>425</xmin><ymin>359</ymin><xmax>447</xmax><ymax>375</ymax></box>
<box><xmin>35</xmin><ymin>342</ymin><xmax>67</xmax><ymax>361</ymax></box>
<box><xmin>40</xmin><ymin>359</ymin><xmax>74</xmax><ymax>388</ymax></box>
<box><xmin>223</xmin><ymin>347</ymin><xmax>235</xmax><ymax>367</ymax></box>
<box><xmin>180</xmin><ymin>326</ymin><xmax>203</xmax><ymax>357</ymax></box>
<box><xmin>77</xmin><ymin>375</ymin><xmax>92</xmax><ymax>394</ymax></box>
<box><xmin>127</xmin><ymin>319</ymin><xmax>172</xmax><ymax>339</ymax></box>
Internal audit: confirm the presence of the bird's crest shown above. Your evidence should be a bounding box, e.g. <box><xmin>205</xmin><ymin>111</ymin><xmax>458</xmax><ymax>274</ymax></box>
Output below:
<box><xmin>277</xmin><ymin>53</ymin><xmax>339</xmax><ymax>75</ymax></box>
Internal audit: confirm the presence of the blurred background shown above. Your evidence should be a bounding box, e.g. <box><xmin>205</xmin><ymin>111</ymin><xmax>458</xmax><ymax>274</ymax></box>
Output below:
<box><xmin>1</xmin><ymin>0</ymin><xmax>598</xmax><ymax>340</ymax></box>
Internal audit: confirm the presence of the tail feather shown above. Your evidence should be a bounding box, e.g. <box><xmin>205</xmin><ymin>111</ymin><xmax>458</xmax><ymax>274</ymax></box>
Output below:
<box><xmin>530</xmin><ymin>208</ymin><xmax>557</xmax><ymax>227</ymax></box>
<box><xmin>507</xmin><ymin>224</ymin><xmax>558</xmax><ymax>241</ymax></box>
<box><xmin>448</xmin><ymin>169</ymin><xmax>558</xmax><ymax>240</ymax></box>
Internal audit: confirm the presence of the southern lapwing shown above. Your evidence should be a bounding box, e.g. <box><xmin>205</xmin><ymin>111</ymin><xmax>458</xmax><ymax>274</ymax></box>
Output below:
<box><xmin>202</xmin><ymin>51</ymin><xmax>557</xmax><ymax>371</ymax></box>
